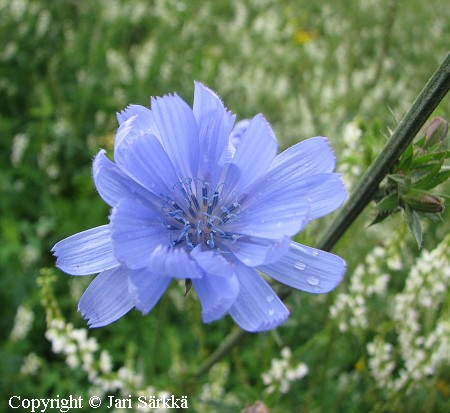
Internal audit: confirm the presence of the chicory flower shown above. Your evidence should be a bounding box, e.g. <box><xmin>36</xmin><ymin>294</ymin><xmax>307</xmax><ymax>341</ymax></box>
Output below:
<box><xmin>52</xmin><ymin>82</ymin><xmax>346</xmax><ymax>332</ymax></box>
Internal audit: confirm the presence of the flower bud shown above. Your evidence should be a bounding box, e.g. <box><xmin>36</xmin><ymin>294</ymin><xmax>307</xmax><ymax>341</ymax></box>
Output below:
<box><xmin>401</xmin><ymin>189</ymin><xmax>444</xmax><ymax>213</ymax></box>
<box><xmin>420</xmin><ymin>116</ymin><xmax>448</xmax><ymax>148</ymax></box>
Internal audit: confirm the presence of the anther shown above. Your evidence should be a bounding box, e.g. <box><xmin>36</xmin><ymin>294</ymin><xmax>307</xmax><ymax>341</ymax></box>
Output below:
<box><xmin>206</xmin><ymin>233</ymin><xmax>215</xmax><ymax>248</ymax></box>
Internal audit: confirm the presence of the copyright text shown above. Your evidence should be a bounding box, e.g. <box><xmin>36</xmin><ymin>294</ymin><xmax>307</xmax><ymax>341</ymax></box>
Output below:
<box><xmin>9</xmin><ymin>394</ymin><xmax>189</xmax><ymax>411</ymax></box>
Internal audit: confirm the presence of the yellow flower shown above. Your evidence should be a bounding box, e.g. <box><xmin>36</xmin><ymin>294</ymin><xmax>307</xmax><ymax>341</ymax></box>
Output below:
<box><xmin>355</xmin><ymin>359</ymin><xmax>365</xmax><ymax>372</ymax></box>
<box><xmin>293</xmin><ymin>30</ymin><xmax>315</xmax><ymax>45</ymax></box>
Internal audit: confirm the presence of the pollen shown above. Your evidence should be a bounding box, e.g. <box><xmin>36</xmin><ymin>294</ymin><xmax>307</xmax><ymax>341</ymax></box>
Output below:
<box><xmin>159</xmin><ymin>177</ymin><xmax>241</xmax><ymax>251</ymax></box>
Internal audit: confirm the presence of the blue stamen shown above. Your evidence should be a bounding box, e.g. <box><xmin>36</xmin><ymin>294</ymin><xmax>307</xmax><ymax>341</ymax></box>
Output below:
<box><xmin>161</xmin><ymin>178</ymin><xmax>241</xmax><ymax>253</ymax></box>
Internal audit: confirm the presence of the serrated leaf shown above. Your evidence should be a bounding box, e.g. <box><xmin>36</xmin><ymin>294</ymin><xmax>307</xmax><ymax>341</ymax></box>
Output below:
<box><xmin>376</xmin><ymin>193</ymin><xmax>400</xmax><ymax>211</ymax></box>
<box><xmin>398</xmin><ymin>144</ymin><xmax>414</xmax><ymax>171</ymax></box>
<box><xmin>388</xmin><ymin>174</ymin><xmax>410</xmax><ymax>185</ymax></box>
<box><xmin>405</xmin><ymin>205</ymin><xmax>422</xmax><ymax>249</ymax></box>
<box><xmin>411</xmin><ymin>150</ymin><xmax>449</xmax><ymax>167</ymax></box>
<box><xmin>414</xmin><ymin>158</ymin><xmax>446</xmax><ymax>189</ymax></box>
<box><xmin>416</xmin><ymin>169</ymin><xmax>450</xmax><ymax>190</ymax></box>
<box><xmin>369</xmin><ymin>210</ymin><xmax>393</xmax><ymax>226</ymax></box>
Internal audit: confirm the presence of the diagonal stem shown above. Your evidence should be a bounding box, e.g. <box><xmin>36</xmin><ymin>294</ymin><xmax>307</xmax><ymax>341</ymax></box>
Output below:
<box><xmin>316</xmin><ymin>52</ymin><xmax>449</xmax><ymax>251</ymax></box>
<box><xmin>194</xmin><ymin>52</ymin><xmax>450</xmax><ymax>379</ymax></box>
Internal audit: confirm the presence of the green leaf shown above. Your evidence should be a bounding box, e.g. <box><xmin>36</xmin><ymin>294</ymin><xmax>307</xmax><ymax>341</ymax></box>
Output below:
<box><xmin>398</xmin><ymin>143</ymin><xmax>414</xmax><ymax>171</ymax></box>
<box><xmin>416</xmin><ymin>168</ymin><xmax>450</xmax><ymax>190</ymax></box>
<box><xmin>405</xmin><ymin>205</ymin><xmax>423</xmax><ymax>249</ymax></box>
<box><xmin>376</xmin><ymin>192</ymin><xmax>400</xmax><ymax>211</ymax></box>
<box><xmin>411</xmin><ymin>150</ymin><xmax>449</xmax><ymax>167</ymax></box>
<box><xmin>369</xmin><ymin>210</ymin><xmax>394</xmax><ymax>226</ymax></box>
<box><xmin>387</xmin><ymin>174</ymin><xmax>412</xmax><ymax>194</ymax></box>
<box><xmin>414</xmin><ymin>158</ymin><xmax>446</xmax><ymax>189</ymax></box>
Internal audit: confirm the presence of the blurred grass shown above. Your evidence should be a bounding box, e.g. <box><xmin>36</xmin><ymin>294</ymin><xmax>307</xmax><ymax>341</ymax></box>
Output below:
<box><xmin>1</xmin><ymin>0</ymin><xmax>449</xmax><ymax>412</ymax></box>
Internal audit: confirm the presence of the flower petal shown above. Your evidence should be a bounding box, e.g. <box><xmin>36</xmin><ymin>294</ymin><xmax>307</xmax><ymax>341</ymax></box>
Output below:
<box><xmin>52</xmin><ymin>225</ymin><xmax>119</xmax><ymax>276</ymax></box>
<box><xmin>229</xmin><ymin>119</ymin><xmax>251</xmax><ymax>150</ymax></box>
<box><xmin>225</xmin><ymin>170</ymin><xmax>344</xmax><ymax>239</ymax></box>
<box><xmin>115</xmin><ymin>104</ymin><xmax>161</xmax><ymax>162</ymax></box>
<box><xmin>193</xmin><ymin>81</ymin><xmax>236</xmax><ymax>187</ymax></box>
<box><xmin>259</xmin><ymin>241</ymin><xmax>346</xmax><ymax>294</ymax></box>
<box><xmin>223</xmin><ymin>182</ymin><xmax>311</xmax><ymax>239</ymax></box>
<box><xmin>221</xmin><ymin>114</ymin><xmax>277</xmax><ymax>198</ymax></box>
<box><xmin>151</xmin><ymin>93</ymin><xmax>200</xmax><ymax>179</ymax></box>
<box><xmin>268</xmin><ymin>136</ymin><xmax>336</xmax><ymax>177</ymax></box>
<box><xmin>191</xmin><ymin>244</ymin><xmax>234</xmax><ymax>278</ymax></box>
<box><xmin>128</xmin><ymin>268</ymin><xmax>171</xmax><ymax>314</ymax></box>
<box><xmin>229</xmin><ymin>263</ymin><xmax>289</xmax><ymax>332</ymax></box>
<box><xmin>78</xmin><ymin>266</ymin><xmax>134</xmax><ymax>328</ymax></box>
<box><xmin>219</xmin><ymin>235</ymin><xmax>290</xmax><ymax>267</ymax></box>
<box><xmin>93</xmin><ymin>149</ymin><xmax>159</xmax><ymax>207</ymax></box>
<box><xmin>303</xmin><ymin>173</ymin><xmax>346</xmax><ymax>220</ymax></box>
<box><xmin>114</xmin><ymin>133</ymin><xmax>180</xmax><ymax>197</ymax></box>
<box><xmin>147</xmin><ymin>244</ymin><xmax>202</xmax><ymax>279</ymax></box>
<box><xmin>110</xmin><ymin>198</ymin><xmax>166</xmax><ymax>270</ymax></box>
<box><xmin>192</xmin><ymin>274</ymin><xmax>239</xmax><ymax>323</ymax></box>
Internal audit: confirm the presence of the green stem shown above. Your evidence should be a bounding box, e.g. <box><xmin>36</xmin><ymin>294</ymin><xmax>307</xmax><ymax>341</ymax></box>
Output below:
<box><xmin>316</xmin><ymin>52</ymin><xmax>450</xmax><ymax>251</ymax></box>
<box><xmin>193</xmin><ymin>53</ymin><xmax>450</xmax><ymax>379</ymax></box>
<box><xmin>194</xmin><ymin>327</ymin><xmax>247</xmax><ymax>378</ymax></box>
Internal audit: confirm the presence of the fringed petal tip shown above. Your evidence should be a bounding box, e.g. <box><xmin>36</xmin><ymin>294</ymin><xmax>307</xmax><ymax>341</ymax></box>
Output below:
<box><xmin>51</xmin><ymin>225</ymin><xmax>119</xmax><ymax>276</ymax></box>
<box><xmin>229</xmin><ymin>263</ymin><xmax>290</xmax><ymax>332</ymax></box>
<box><xmin>259</xmin><ymin>242</ymin><xmax>347</xmax><ymax>295</ymax></box>
<box><xmin>242</xmin><ymin>306</ymin><xmax>290</xmax><ymax>333</ymax></box>
<box><xmin>77</xmin><ymin>267</ymin><xmax>134</xmax><ymax>328</ymax></box>
<box><xmin>193</xmin><ymin>275</ymin><xmax>239</xmax><ymax>323</ymax></box>
<box><xmin>202</xmin><ymin>298</ymin><xmax>235</xmax><ymax>324</ymax></box>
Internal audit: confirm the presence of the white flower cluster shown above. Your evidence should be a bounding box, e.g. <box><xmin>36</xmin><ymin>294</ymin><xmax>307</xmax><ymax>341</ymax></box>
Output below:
<box><xmin>20</xmin><ymin>352</ymin><xmax>42</xmax><ymax>376</ymax></box>
<box><xmin>199</xmin><ymin>362</ymin><xmax>229</xmax><ymax>402</ymax></box>
<box><xmin>47</xmin><ymin>315</ymin><xmax>156</xmax><ymax>396</ymax></box>
<box><xmin>10</xmin><ymin>304</ymin><xmax>34</xmax><ymax>341</ymax></box>
<box><xmin>366</xmin><ymin>338</ymin><xmax>396</xmax><ymax>390</ymax></box>
<box><xmin>261</xmin><ymin>347</ymin><xmax>308</xmax><ymax>395</ymax></box>
<box><xmin>338</xmin><ymin>121</ymin><xmax>364</xmax><ymax>187</ymax></box>
<box><xmin>198</xmin><ymin>362</ymin><xmax>240</xmax><ymax>412</ymax></box>
<box><xmin>38</xmin><ymin>270</ymin><xmax>170</xmax><ymax>407</ymax></box>
<box><xmin>375</xmin><ymin>233</ymin><xmax>450</xmax><ymax>393</ymax></box>
<box><xmin>329</xmin><ymin>232</ymin><xmax>400</xmax><ymax>332</ymax></box>
<box><xmin>330</xmin><ymin>227</ymin><xmax>450</xmax><ymax>395</ymax></box>
<box><xmin>11</xmin><ymin>133</ymin><xmax>30</xmax><ymax>166</ymax></box>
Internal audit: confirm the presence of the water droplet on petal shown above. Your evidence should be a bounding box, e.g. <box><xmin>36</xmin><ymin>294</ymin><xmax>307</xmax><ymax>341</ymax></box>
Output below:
<box><xmin>312</xmin><ymin>249</ymin><xmax>319</xmax><ymax>257</ymax></box>
<box><xmin>295</xmin><ymin>260</ymin><xmax>306</xmax><ymax>270</ymax></box>
<box><xmin>266</xmin><ymin>295</ymin><xmax>274</xmax><ymax>303</ymax></box>
<box><xmin>306</xmin><ymin>276</ymin><xmax>320</xmax><ymax>286</ymax></box>
<box><xmin>268</xmin><ymin>309</ymin><xmax>275</xmax><ymax>316</ymax></box>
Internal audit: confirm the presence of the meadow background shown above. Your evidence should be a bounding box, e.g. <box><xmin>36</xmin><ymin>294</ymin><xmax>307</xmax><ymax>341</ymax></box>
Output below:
<box><xmin>1</xmin><ymin>0</ymin><xmax>449</xmax><ymax>412</ymax></box>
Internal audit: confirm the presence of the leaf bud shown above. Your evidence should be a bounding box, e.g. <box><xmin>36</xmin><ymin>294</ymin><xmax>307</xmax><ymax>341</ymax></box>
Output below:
<box><xmin>420</xmin><ymin>116</ymin><xmax>448</xmax><ymax>148</ymax></box>
<box><xmin>401</xmin><ymin>189</ymin><xmax>444</xmax><ymax>213</ymax></box>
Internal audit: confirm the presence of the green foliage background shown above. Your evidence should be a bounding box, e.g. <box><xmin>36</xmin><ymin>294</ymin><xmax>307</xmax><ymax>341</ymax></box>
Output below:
<box><xmin>1</xmin><ymin>0</ymin><xmax>449</xmax><ymax>412</ymax></box>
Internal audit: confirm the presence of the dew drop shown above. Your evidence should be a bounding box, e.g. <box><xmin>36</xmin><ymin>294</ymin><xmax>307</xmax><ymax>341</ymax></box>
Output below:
<box><xmin>266</xmin><ymin>295</ymin><xmax>274</xmax><ymax>303</ymax></box>
<box><xmin>312</xmin><ymin>249</ymin><xmax>319</xmax><ymax>257</ymax></box>
<box><xmin>306</xmin><ymin>276</ymin><xmax>320</xmax><ymax>286</ymax></box>
<box><xmin>295</xmin><ymin>260</ymin><xmax>306</xmax><ymax>270</ymax></box>
<box><xmin>268</xmin><ymin>309</ymin><xmax>275</xmax><ymax>316</ymax></box>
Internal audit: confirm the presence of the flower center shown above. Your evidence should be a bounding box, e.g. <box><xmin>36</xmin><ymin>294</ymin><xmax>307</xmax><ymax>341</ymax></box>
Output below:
<box><xmin>159</xmin><ymin>177</ymin><xmax>241</xmax><ymax>252</ymax></box>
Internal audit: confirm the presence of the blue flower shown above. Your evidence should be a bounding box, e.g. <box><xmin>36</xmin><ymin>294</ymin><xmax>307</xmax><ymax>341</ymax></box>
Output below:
<box><xmin>52</xmin><ymin>82</ymin><xmax>346</xmax><ymax>332</ymax></box>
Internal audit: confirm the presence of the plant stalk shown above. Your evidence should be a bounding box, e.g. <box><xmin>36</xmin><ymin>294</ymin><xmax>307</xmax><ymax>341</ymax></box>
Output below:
<box><xmin>194</xmin><ymin>53</ymin><xmax>450</xmax><ymax>379</ymax></box>
<box><xmin>316</xmin><ymin>52</ymin><xmax>450</xmax><ymax>251</ymax></box>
